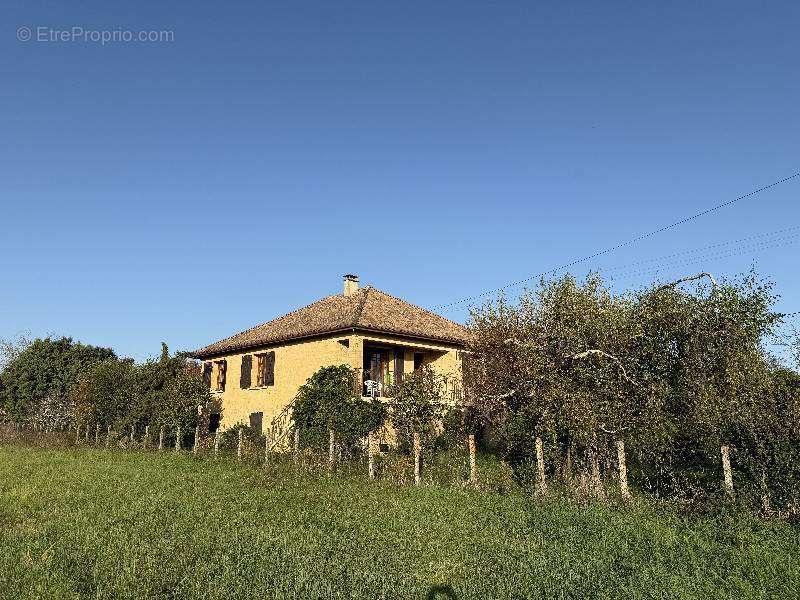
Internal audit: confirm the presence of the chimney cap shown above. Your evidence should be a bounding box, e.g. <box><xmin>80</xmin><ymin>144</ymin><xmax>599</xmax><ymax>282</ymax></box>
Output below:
<box><xmin>343</xmin><ymin>273</ymin><xmax>359</xmax><ymax>281</ymax></box>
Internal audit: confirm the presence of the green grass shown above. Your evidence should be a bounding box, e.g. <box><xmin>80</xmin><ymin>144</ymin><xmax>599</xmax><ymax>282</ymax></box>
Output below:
<box><xmin>0</xmin><ymin>446</ymin><xmax>798</xmax><ymax>599</ymax></box>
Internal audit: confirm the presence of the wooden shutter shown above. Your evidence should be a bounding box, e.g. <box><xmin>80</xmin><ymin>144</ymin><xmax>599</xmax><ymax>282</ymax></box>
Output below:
<box><xmin>218</xmin><ymin>360</ymin><xmax>227</xmax><ymax>391</ymax></box>
<box><xmin>203</xmin><ymin>362</ymin><xmax>212</xmax><ymax>388</ymax></box>
<box><xmin>394</xmin><ymin>349</ymin><xmax>404</xmax><ymax>384</ymax></box>
<box><xmin>265</xmin><ymin>351</ymin><xmax>275</xmax><ymax>386</ymax></box>
<box><xmin>249</xmin><ymin>411</ymin><xmax>263</xmax><ymax>436</ymax></box>
<box><xmin>240</xmin><ymin>355</ymin><xmax>252</xmax><ymax>389</ymax></box>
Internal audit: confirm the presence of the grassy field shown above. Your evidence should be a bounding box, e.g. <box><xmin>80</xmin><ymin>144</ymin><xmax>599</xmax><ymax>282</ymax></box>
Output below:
<box><xmin>0</xmin><ymin>445</ymin><xmax>798</xmax><ymax>599</ymax></box>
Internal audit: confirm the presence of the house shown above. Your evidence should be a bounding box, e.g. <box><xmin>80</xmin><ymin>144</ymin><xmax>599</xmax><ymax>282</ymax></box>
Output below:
<box><xmin>192</xmin><ymin>275</ymin><xmax>469</xmax><ymax>442</ymax></box>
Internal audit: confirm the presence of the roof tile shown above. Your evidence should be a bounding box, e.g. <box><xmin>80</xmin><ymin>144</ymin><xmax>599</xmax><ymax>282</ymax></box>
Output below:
<box><xmin>193</xmin><ymin>286</ymin><xmax>468</xmax><ymax>357</ymax></box>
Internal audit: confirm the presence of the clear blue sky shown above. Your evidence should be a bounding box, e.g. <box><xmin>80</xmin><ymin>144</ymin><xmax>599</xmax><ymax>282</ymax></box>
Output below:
<box><xmin>3</xmin><ymin>1</ymin><xmax>799</xmax><ymax>362</ymax></box>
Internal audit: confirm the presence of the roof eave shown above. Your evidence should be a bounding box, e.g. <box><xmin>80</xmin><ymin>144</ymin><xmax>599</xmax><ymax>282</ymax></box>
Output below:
<box><xmin>190</xmin><ymin>326</ymin><xmax>468</xmax><ymax>360</ymax></box>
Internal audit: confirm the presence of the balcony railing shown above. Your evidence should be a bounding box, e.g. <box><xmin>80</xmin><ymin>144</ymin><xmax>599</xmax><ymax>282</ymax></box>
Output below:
<box><xmin>354</xmin><ymin>368</ymin><xmax>462</xmax><ymax>402</ymax></box>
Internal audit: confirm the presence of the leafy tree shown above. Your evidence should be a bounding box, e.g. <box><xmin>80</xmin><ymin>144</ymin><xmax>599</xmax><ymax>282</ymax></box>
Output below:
<box><xmin>389</xmin><ymin>365</ymin><xmax>448</xmax><ymax>451</ymax></box>
<box><xmin>70</xmin><ymin>347</ymin><xmax>210</xmax><ymax>447</ymax></box>
<box><xmin>0</xmin><ymin>337</ymin><xmax>115</xmax><ymax>424</ymax></box>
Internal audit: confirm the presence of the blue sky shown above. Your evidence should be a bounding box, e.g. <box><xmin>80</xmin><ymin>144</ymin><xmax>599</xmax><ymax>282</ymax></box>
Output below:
<box><xmin>2</xmin><ymin>1</ymin><xmax>799</xmax><ymax>362</ymax></box>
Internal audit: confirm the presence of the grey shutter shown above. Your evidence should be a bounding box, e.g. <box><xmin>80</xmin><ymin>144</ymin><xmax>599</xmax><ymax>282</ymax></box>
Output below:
<box><xmin>240</xmin><ymin>355</ymin><xmax>252</xmax><ymax>389</ymax></box>
<box><xmin>265</xmin><ymin>351</ymin><xmax>275</xmax><ymax>386</ymax></box>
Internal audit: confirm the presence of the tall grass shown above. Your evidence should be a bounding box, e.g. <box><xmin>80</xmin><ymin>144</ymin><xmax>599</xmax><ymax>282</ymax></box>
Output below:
<box><xmin>0</xmin><ymin>445</ymin><xmax>798</xmax><ymax>599</ymax></box>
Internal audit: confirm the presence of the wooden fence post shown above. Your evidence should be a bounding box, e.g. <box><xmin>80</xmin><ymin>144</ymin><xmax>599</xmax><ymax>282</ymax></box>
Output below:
<box><xmin>144</xmin><ymin>425</ymin><xmax>149</xmax><ymax>450</ymax></box>
<box><xmin>264</xmin><ymin>432</ymin><xmax>270</xmax><ymax>465</ymax></box>
<box><xmin>158</xmin><ymin>425</ymin><xmax>164</xmax><ymax>452</ymax></box>
<box><xmin>367</xmin><ymin>431</ymin><xmax>375</xmax><ymax>480</ymax></box>
<box><xmin>328</xmin><ymin>429</ymin><xmax>335</xmax><ymax>475</ymax></box>
<box><xmin>94</xmin><ymin>424</ymin><xmax>99</xmax><ymax>446</ymax></box>
<box><xmin>130</xmin><ymin>427</ymin><xmax>135</xmax><ymax>446</ymax></box>
<box><xmin>85</xmin><ymin>425</ymin><xmax>89</xmax><ymax>442</ymax></box>
<box><xmin>214</xmin><ymin>430</ymin><xmax>220</xmax><ymax>458</ymax></box>
<box><xmin>468</xmin><ymin>433</ymin><xmax>477</xmax><ymax>485</ymax></box>
<box><xmin>106</xmin><ymin>425</ymin><xmax>111</xmax><ymax>448</ymax></box>
<box><xmin>413</xmin><ymin>432</ymin><xmax>422</xmax><ymax>486</ymax></box>
<box><xmin>535</xmin><ymin>436</ymin><xmax>547</xmax><ymax>496</ymax></box>
<box><xmin>616</xmin><ymin>439</ymin><xmax>631</xmax><ymax>502</ymax></box>
<box><xmin>75</xmin><ymin>424</ymin><xmax>81</xmax><ymax>444</ymax></box>
<box><xmin>721</xmin><ymin>445</ymin><xmax>734</xmax><ymax>495</ymax></box>
<box><xmin>193</xmin><ymin>426</ymin><xmax>199</xmax><ymax>455</ymax></box>
<box><xmin>175</xmin><ymin>426</ymin><xmax>181</xmax><ymax>453</ymax></box>
<box><xmin>237</xmin><ymin>428</ymin><xmax>243</xmax><ymax>462</ymax></box>
<box><xmin>293</xmin><ymin>428</ymin><xmax>300</xmax><ymax>465</ymax></box>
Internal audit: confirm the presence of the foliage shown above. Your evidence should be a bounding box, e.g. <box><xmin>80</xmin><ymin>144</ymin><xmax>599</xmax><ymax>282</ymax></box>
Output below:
<box><xmin>389</xmin><ymin>365</ymin><xmax>447</xmax><ymax>450</ymax></box>
<box><xmin>69</xmin><ymin>345</ymin><xmax>211</xmax><ymax>437</ymax></box>
<box><xmin>292</xmin><ymin>364</ymin><xmax>386</xmax><ymax>452</ymax></box>
<box><xmin>466</xmin><ymin>270</ymin><xmax>800</xmax><ymax>511</ymax></box>
<box><xmin>0</xmin><ymin>337</ymin><xmax>115</xmax><ymax>425</ymax></box>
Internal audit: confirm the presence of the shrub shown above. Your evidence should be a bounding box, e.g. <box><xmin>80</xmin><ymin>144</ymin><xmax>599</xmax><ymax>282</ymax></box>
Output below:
<box><xmin>292</xmin><ymin>365</ymin><xmax>386</xmax><ymax>455</ymax></box>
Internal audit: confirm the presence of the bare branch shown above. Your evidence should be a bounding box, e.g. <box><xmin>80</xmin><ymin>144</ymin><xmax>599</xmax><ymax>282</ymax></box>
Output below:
<box><xmin>572</xmin><ymin>349</ymin><xmax>637</xmax><ymax>386</ymax></box>
<box><xmin>656</xmin><ymin>272</ymin><xmax>718</xmax><ymax>292</ymax></box>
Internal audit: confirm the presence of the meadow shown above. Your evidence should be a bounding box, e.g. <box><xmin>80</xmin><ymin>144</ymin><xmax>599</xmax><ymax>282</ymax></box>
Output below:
<box><xmin>0</xmin><ymin>445</ymin><xmax>798</xmax><ymax>599</ymax></box>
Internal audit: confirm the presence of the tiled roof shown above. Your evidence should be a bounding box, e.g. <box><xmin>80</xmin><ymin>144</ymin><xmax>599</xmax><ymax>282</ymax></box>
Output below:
<box><xmin>192</xmin><ymin>286</ymin><xmax>469</xmax><ymax>358</ymax></box>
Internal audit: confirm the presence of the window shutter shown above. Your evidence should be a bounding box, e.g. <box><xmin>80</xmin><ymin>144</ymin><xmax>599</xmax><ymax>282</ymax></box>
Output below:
<box><xmin>203</xmin><ymin>362</ymin><xmax>212</xmax><ymax>388</ymax></box>
<box><xmin>265</xmin><ymin>351</ymin><xmax>275</xmax><ymax>386</ymax></box>
<box><xmin>219</xmin><ymin>361</ymin><xmax>227</xmax><ymax>391</ymax></box>
<box><xmin>240</xmin><ymin>355</ymin><xmax>252</xmax><ymax>389</ymax></box>
<box><xmin>249</xmin><ymin>411</ymin><xmax>263</xmax><ymax>436</ymax></box>
<box><xmin>394</xmin><ymin>349</ymin><xmax>404</xmax><ymax>384</ymax></box>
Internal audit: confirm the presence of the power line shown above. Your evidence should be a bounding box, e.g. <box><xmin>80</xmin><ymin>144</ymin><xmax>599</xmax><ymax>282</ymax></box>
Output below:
<box><xmin>433</xmin><ymin>171</ymin><xmax>800</xmax><ymax>310</ymax></box>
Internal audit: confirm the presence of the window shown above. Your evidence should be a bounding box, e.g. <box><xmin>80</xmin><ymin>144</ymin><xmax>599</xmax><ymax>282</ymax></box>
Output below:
<box><xmin>240</xmin><ymin>355</ymin><xmax>252</xmax><ymax>389</ymax></box>
<box><xmin>256</xmin><ymin>351</ymin><xmax>275</xmax><ymax>387</ymax></box>
<box><xmin>208</xmin><ymin>413</ymin><xmax>221</xmax><ymax>434</ymax></box>
<box><xmin>414</xmin><ymin>353</ymin><xmax>424</xmax><ymax>371</ymax></box>
<box><xmin>215</xmin><ymin>360</ymin><xmax>226</xmax><ymax>391</ymax></box>
<box><xmin>249</xmin><ymin>411</ymin><xmax>263</xmax><ymax>436</ymax></box>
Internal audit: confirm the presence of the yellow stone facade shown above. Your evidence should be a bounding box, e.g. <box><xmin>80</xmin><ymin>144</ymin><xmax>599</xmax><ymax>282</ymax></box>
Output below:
<box><xmin>207</xmin><ymin>331</ymin><xmax>463</xmax><ymax>431</ymax></box>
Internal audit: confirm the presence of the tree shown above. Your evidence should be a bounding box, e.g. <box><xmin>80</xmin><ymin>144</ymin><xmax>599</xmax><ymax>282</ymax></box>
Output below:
<box><xmin>70</xmin><ymin>347</ymin><xmax>211</xmax><ymax>447</ymax></box>
<box><xmin>389</xmin><ymin>365</ymin><xmax>448</xmax><ymax>451</ymax></box>
<box><xmin>0</xmin><ymin>337</ymin><xmax>115</xmax><ymax>424</ymax></box>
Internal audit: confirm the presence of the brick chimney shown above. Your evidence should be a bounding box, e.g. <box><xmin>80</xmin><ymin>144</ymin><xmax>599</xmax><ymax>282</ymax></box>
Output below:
<box><xmin>343</xmin><ymin>274</ymin><xmax>359</xmax><ymax>296</ymax></box>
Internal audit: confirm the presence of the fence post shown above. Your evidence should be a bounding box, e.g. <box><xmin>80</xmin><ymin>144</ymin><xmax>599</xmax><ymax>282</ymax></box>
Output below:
<box><xmin>535</xmin><ymin>436</ymin><xmax>547</xmax><ymax>496</ymax></box>
<box><xmin>413</xmin><ymin>432</ymin><xmax>422</xmax><ymax>486</ymax></box>
<box><xmin>175</xmin><ymin>426</ymin><xmax>181</xmax><ymax>453</ymax></box>
<box><xmin>193</xmin><ymin>426</ymin><xmax>199</xmax><ymax>455</ymax></box>
<box><xmin>106</xmin><ymin>425</ymin><xmax>111</xmax><ymax>448</ymax></box>
<box><xmin>237</xmin><ymin>428</ymin><xmax>243</xmax><ymax>462</ymax></box>
<box><xmin>85</xmin><ymin>425</ymin><xmax>89</xmax><ymax>442</ymax></box>
<box><xmin>293</xmin><ymin>428</ymin><xmax>300</xmax><ymax>465</ymax></box>
<box><xmin>130</xmin><ymin>426</ymin><xmax>135</xmax><ymax>446</ymax></box>
<box><xmin>144</xmin><ymin>425</ymin><xmax>149</xmax><ymax>450</ymax></box>
<box><xmin>367</xmin><ymin>431</ymin><xmax>376</xmax><ymax>480</ymax></box>
<box><xmin>95</xmin><ymin>424</ymin><xmax>99</xmax><ymax>446</ymax></box>
<box><xmin>721</xmin><ymin>445</ymin><xmax>734</xmax><ymax>496</ymax></box>
<box><xmin>616</xmin><ymin>439</ymin><xmax>631</xmax><ymax>502</ymax></box>
<box><xmin>264</xmin><ymin>431</ymin><xmax>270</xmax><ymax>465</ymax></box>
<box><xmin>214</xmin><ymin>430</ymin><xmax>220</xmax><ymax>458</ymax></box>
<box><xmin>328</xmin><ymin>429</ymin><xmax>335</xmax><ymax>475</ymax></box>
<box><xmin>75</xmin><ymin>424</ymin><xmax>80</xmax><ymax>444</ymax></box>
<box><xmin>158</xmin><ymin>425</ymin><xmax>164</xmax><ymax>452</ymax></box>
<box><xmin>468</xmin><ymin>433</ymin><xmax>477</xmax><ymax>485</ymax></box>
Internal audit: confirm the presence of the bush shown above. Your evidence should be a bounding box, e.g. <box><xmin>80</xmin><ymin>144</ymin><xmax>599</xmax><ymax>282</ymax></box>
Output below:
<box><xmin>292</xmin><ymin>365</ymin><xmax>386</xmax><ymax>456</ymax></box>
